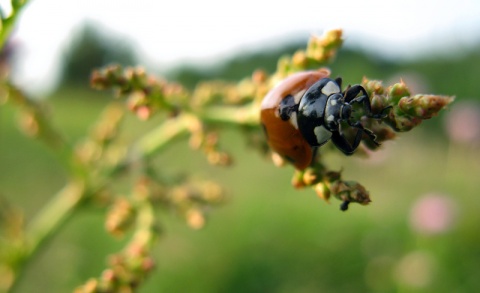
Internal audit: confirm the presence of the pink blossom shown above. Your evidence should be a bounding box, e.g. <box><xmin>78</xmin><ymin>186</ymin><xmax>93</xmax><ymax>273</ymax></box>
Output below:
<box><xmin>409</xmin><ymin>193</ymin><xmax>457</xmax><ymax>235</ymax></box>
<box><xmin>445</xmin><ymin>101</ymin><xmax>480</xmax><ymax>146</ymax></box>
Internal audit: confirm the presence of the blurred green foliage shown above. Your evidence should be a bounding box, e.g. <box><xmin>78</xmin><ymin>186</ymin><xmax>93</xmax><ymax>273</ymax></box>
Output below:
<box><xmin>59</xmin><ymin>23</ymin><xmax>137</xmax><ymax>86</ymax></box>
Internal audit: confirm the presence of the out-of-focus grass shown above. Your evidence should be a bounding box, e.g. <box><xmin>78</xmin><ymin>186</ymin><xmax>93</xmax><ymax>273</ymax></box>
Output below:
<box><xmin>1</xmin><ymin>87</ymin><xmax>479</xmax><ymax>292</ymax></box>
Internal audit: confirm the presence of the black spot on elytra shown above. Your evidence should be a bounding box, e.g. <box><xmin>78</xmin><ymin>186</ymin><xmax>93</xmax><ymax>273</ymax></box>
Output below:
<box><xmin>278</xmin><ymin>94</ymin><xmax>297</xmax><ymax>121</ymax></box>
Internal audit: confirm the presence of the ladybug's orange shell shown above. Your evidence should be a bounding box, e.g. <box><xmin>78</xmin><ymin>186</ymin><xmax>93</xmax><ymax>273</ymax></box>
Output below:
<box><xmin>261</xmin><ymin>69</ymin><xmax>331</xmax><ymax>170</ymax></box>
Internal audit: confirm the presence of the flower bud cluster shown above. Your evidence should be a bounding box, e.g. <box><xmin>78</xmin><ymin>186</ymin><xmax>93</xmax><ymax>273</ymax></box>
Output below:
<box><xmin>192</xmin><ymin>78</ymin><xmax>258</xmax><ymax>108</ymax></box>
<box><xmin>132</xmin><ymin>176</ymin><xmax>224</xmax><ymax>230</ymax></box>
<box><xmin>167</xmin><ymin>180</ymin><xmax>224</xmax><ymax>230</ymax></box>
<box><xmin>78</xmin><ymin>183</ymin><xmax>157</xmax><ymax>293</ymax></box>
<box><xmin>75</xmin><ymin>242</ymin><xmax>155</xmax><ymax>293</ymax></box>
<box><xmin>362</xmin><ymin>78</ymin><xmax>454</xmax><ymax>133</ymax></box>
<box><xmin>290</xmin><ymin>164</ymin><xmax>370</xmax><ymax>210</ymax></box>
<box><xmin>276</xmin><ymin>29</ymin><xmax>343</xmax><ymax>79</ymax></box>
<box><xmin>306</xmin><ymin>29</ymin><xmax>343</xmax><ymax>63</ymax></box>
<box><xmin>189</xmin><ymin>125</ymin><xmax>232</xmax><ymax>166</ymax></box>
<box><xmin>105</xmin><ymin>197</ymin><xmax>136</xmax><ymax>237</ymax></box>
<box><xmin>75</xmin><ymin>104</ymin><xmax>126</xmax><ymax>175</ymax></box>
<box><xmin>91</xmin><ymin>65</ymin><xmax>188</xmax><ymax>120</ymax></box>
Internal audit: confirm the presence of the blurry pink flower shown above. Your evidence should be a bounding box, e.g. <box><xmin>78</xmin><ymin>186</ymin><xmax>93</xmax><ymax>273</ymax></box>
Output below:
<box><xmin>409</xmin><ymin>193</ymin><xmax>457</xmax><ymax>235</ymax></box>
<box><xmin>445</xmin><ymin>101</ymin><xmax>480</xmax><ymax>146</ymax></box>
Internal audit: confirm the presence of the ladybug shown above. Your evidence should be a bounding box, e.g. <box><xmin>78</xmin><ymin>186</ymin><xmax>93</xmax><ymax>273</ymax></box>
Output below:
<box><xmin>261</xmin><ymin>69</ymin><xmax>390</xmax><ymax>170</ymax></box>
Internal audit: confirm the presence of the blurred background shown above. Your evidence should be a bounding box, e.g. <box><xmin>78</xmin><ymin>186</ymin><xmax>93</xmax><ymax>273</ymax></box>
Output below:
<box><xmin>1</xmin><ymin>0</ymin><xmax>480</xmax><ymax>292</ymax></box>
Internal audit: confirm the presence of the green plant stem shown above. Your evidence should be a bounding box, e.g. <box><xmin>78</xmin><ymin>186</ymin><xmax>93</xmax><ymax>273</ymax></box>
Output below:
<box><xmin>198</xmin><ymin>104</ymin><xmax>260</xmax><ymax>126</ymax></box>
<box><xmin>9</xmin><ymin>181</ymin><xmax>86</xmax><ymax>292</ymax></box>
<box><xmin>132</xmin><ymin>198</ymin><xmax>155</xmax><ymax>248</ymax></box>
<box><xmin>134</xmin><ymin>114</ymin><xmax>194</xmax><ymax>159</ymax></box>
<box><xmin>24</xmin><ymin>182</ymin><xmax>85</xmax><ymax>256</ymax></box>
<box><xmin>134</xmin><ymin>104</ymin><xmax>259</xmax><ymax>160</ymax></box>
<box><xmin>0</xmin><ymin>0</ymin><xmax>31</xmax><ymax>48</ymax></box>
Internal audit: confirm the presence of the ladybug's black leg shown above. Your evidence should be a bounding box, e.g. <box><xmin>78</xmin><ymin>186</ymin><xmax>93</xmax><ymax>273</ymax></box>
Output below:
<box><xmin>344</xmin><ymin>85</ymin><xmax>391</xmax><ymax>119</ymax></box>
<box><xmin>348</xmin><ymin>120</ymin><xmax>380</xmax><ymax>146</ymax></box>
<box><xmin>309</xmin><ymin>147</ymin><xmax>319</xmax><ymax>166</ymax></box>
<box><xmin>331</xmin><ymin>128</ymin><xmax>364</xmax><ymax>155</ymax></box>
<box><xmin>343</xmin><ymin>85</ymin><xmax>366</xmax><ymax>103</ymax></box>
<box><xmin>343</xmin><ymin>85</ymin><xmax>387</xmax><ymax>146</ymax></box>
<box><xmin>351</xmin><ymin>95</ymin><xmax>390</xmax><ymax>119</ymax></box>
<box><xmin>344</xmin><ymin>85</ymin><xmax>377</xmax><ymax>117</ymax></box>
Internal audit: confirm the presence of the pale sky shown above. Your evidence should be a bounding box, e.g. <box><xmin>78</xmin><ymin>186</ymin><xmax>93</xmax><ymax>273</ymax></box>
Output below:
<box><xmin>3</xmin><ymin>0</ymin><xmax>480</xmax><ymax>94</ymax></box>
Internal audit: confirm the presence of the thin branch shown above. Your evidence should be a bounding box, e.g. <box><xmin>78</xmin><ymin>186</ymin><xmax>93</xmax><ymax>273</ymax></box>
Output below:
<box><xmin>9</xmin><ymin>181</ymin><xmax>86</xmax><ymax>292</ymax></box>
<box><xmin>0</xmin><ymin>0</ymin><xmax>31</xmax><ymax>48</ymax></box>
<box><xmin>134</xmin><ymin>114</ymin><xmax>194</xmax><ymax>159</ymax></box>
